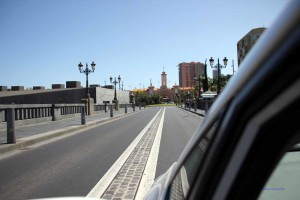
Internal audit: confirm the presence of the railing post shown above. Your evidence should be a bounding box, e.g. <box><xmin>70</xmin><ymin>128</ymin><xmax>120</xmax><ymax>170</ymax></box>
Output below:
<box><xmin>125</xmin><ymin>104</ymin><xmax>127</xmax><ymax>114</ymax></box>
<box><xmin>0</xmin><ymin>110</ymin><xmax>5</xmax><ymax>122</ymax></box>
<box><xmin>51</xmin><ymin>104</ymin><xmax>62</xmax><ymax>121</ymax></box>
<box><xmin>7</xmin><ymin>108</ymin><xmax>16</xmax><ymax>144</ymax></box>
<box><xmin>205</xmin><ymin>99</ymin><xmax>208</xmax><ymax>114</ymax></box>
<box><xmin>110</xmin><ymin>104</ymin><xmax>113</xmax><ymax>117</ymax></box>
<box><xmin>81</xmin><ymin>106</ymin><xmax>86</xmax><ymax>125</ymax></box>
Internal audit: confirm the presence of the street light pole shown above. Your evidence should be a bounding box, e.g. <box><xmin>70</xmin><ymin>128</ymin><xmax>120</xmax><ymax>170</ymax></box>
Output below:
<box><xmin>78</xmin><ymin>62</ymin><xmax>96</xmax><ymax>98</ymax></box>
<box><xmin>209</xmin><ymin>57</ymin><xmax>228</xmax><ymax>95</ymax></box>
<box><xmin>78</xmin><ymin>61</ymin><xmax>96</xmax><ymax>115</ymax></box>
<box><xmin>110</xmin><ymin>75</ymin><xmax>121</xmax><ymax>110</ymax></box>
<box><xmin>110</xmin><ymin>76</ymin><xmax>120</xmax><ymax>100</ymax></box>
<box><xmin>232</xmin><ymin>59</ymin><xmax>236</xmax><ymax>75</ymax></box>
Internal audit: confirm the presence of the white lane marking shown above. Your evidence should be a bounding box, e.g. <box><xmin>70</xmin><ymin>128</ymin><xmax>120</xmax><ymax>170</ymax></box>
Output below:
<box><xmin>86</xmin><ymin>108</ymin><xmax>163</xmax><ymax>198</ymax></box>
<box><xmin>135</xmin><ymin>107</ymin><xmax>166</xmax><ymax>199</ymax></box>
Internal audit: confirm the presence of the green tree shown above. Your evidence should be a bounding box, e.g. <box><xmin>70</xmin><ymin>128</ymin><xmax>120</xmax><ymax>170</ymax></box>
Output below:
<box><xmin>207</xmin><ymin>74</ymin><xmax>232</xmax><ymax>92</ymax></box>
<box><xmin>148</xmin><ymin>94</ymin><xmax>162</xmax><ymax>104</ymax></box>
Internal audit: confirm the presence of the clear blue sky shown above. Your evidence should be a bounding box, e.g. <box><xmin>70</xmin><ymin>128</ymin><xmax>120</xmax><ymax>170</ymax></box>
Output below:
<box><xmin>0</xmin><ymin>0</ymin><xmax>287</xmax><ymax>90</ymax></box>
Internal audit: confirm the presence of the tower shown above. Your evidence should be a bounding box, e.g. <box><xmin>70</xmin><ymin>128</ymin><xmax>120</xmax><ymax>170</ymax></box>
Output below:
<box><xmin>161</xmin><ymin>69</ymin><xmax>167</xmax><ymax>89</ymax></box>
<box><xmin>148</xmin><ymin>79</ymin><xmax>155</xmax><ymax>95</ymax></box>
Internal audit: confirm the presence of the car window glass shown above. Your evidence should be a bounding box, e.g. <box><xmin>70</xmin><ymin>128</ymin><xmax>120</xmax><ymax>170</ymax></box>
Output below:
<box><xmin>258</xmin><ymin>145</ymin><xmax>300</xmax><ymax>200</ymax></box>
<box><xmin>170</xmin><ymin>119</ymin><xmax>220</xmax><ymax>200</ymax></box>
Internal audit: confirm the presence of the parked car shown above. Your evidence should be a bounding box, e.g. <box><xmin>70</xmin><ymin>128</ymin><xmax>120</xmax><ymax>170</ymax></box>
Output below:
<box><xmin>145</xmin><ymin>1</ymin><xmax>300</xmax><ymax>199</ymax></box>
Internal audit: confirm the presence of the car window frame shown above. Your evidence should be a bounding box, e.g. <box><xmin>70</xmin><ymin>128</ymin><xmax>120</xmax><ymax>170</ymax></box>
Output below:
<box><xmin>168</xmin><ymin>107</ymin><xmax>228</xmax><ymax>200</ymax></box>
<box><xmin>187</xmin><ymin>2</ymin><xmax>300</xmax><ymax>199</ymax></box>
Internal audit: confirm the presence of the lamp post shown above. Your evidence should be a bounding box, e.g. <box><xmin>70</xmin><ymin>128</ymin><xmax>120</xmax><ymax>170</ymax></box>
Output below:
<box><xmin>110</xmin><ymin>75</ymin><xmax>121</xmax><ymax>100</ymax></box>
<box><xmin>78</xmin><ymin>61</ymin><xmax>96</xmax><ymax>98</ymax></box>
<box><xmin>78</xmin><ymin>62</ymin><xmax>96</xmax><ymax>115</ymax></box>
<box><xmin>209</xmin><ymin>57</ymin><xmax>228</xmax><ymax>95</ymax></box>
<box><xmin>110</xmin><ymin>75</ymin><xmax>121</xmax><ymax>110</ymax></box>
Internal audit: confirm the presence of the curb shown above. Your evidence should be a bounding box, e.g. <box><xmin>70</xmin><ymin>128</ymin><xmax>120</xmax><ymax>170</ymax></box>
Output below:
<box><xmin>177</xmin><ymin>106</ymin><xmax>205</xmax><ymax>117</ymax></box>
<box><xmin>0</xmin><ymin>109</ymin><xmax>144</xmax><ymax>155</ymax></box>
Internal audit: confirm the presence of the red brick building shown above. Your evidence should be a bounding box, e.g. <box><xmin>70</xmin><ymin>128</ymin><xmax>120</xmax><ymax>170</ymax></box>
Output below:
<box><xmin>178</xmin><ymin>62</ymin><xmax>205</xmax><ymax>87</ymax></box>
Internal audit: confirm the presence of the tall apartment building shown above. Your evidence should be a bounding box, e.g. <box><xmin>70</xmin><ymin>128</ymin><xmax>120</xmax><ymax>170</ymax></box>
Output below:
<box><xmin>237</xmin><ymin>27</ymin><xmax>266</xmax><ymax>66</ymax></box>
<box><xmin>178</xmin><ymin>62</ymin><xmax>205</xmax><ymax>87</ymax></box>
<box><xmin>213</xmin><ymin>69</ymin><xmax>218</xmax><ymax>82</ymax></box>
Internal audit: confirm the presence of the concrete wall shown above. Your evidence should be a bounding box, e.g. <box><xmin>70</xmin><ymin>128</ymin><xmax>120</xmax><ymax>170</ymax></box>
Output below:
<box><xmin>11</xmin><ymin>86</ymin><xmax>24</xmax><ymax>91</ymax></box>
<box><xmin>52</xmin><ymin>84</ymin><xmax>65</xmax><ymax>89</ymax></box>
<box><xmin>0</xmin><ymin>88</ymin><xmax>87</xmax><ymax>104</ymax></box>
<box><xmin>93</xmin><ymin>87</ymin><xmax>130</xmax><ymax>104</ymax></box>
<box><xmin>0</xmin><ymin>87</ymin><xmax>130</xmax><ymax>104</ymax></box>
<box><xmin>66</xmin><ymin>81</ymin><xmax>81</xmax><ymax>88</ymax></box>
<box><xmin>0</xmin><ymin>86</ymin><xmax>7</xmax><ymax>91</ymax></box>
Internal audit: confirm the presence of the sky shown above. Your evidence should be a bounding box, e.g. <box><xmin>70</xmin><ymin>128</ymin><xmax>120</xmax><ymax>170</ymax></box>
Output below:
<box><xmin>0</xmin><ymin>0</ymin><xmax>287</xmax><ymax>90</ymax></box>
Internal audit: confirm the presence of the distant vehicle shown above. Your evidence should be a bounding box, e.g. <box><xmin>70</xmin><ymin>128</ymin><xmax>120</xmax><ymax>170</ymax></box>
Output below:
<box><xmin>145</xmin><ymin>1</ymin><xmax>300</xmax><ymax>199</ymax></box>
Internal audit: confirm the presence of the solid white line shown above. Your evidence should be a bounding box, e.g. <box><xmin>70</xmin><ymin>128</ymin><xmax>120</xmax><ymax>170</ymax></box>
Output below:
<box><xmin>135</xmin><ymin>107</ymin><xmax>166</xmax><ymax>199</ymax></box>
<box><xmin>86</xmin><ymin>108</ymin><xmax>163</xmax><ymax>198</ymax></box>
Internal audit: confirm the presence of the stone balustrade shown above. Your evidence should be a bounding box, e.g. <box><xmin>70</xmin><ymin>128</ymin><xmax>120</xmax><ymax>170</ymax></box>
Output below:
<box><xmin>0</xmin><ymin>103</ymin><xmax>137</xmax><ymax>129</ymax></box>
<box><xmin>0</xmin><ymin>104</ymin><xmax>85</xmax><ymax>129</ymax></box>
<box><xmin>0</xmin><ymin>103</ymin><xmax>139</xmax><ymax>144</ymax></box>
<box><xmin>94</xmin><ymin>103</ymin><xmax>134</xmax><ymax>112</ymax></box>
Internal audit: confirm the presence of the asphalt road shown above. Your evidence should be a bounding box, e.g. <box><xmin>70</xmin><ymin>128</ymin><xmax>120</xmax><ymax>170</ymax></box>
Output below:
<box><xmin>0</xmin><ymin>106</ymin><xmax>203</xmax><ymax>200</ymax></box>
<box><xmin>156</xmin><ymin>106</ymin><xmax>203</xmax><ymax>178</ymax></box>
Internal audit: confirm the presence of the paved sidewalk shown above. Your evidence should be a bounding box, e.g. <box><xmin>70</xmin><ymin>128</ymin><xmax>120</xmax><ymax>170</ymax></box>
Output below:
<box><xmin>177</xmin><ymin>106</ymin><xmax>206</xmax><ymax>117</ymax></box>
<box><xmin>0</xmin><ymin>107</ymin><xmax>142</xmax><ymax>154</ymax></box>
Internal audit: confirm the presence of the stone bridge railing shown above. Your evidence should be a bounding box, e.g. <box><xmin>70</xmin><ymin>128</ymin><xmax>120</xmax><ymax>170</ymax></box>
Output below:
<box><xmin>94</xmin><ymin>103</ymin><xmax>135</xmax><ymax>113</ymax></box>
<box><xmin>0</xmin><ymin>104</ymin><xmax>85</xmax><ymax>129</ymax></box>
<box><xmin>0</xmin><ymin>103</ymin><xmax>138</xmax><ymax>144</ymax></box>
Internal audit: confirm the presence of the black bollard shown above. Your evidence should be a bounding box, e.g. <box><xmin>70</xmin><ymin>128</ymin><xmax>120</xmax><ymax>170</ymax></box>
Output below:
<box><xmin>125</xmin><ymin>104</ymin><xmax>127</xmax><ymax>113</ymax></box>
<box><xmin>110</xmin><ymin>105</ymin><xmax>113</xmax><ymax>117</ymax></box>
<box><xmin>7</xmin><ymin>108</ymin><xmax>16</xmax><ymax>144</ymax></box>
<box><xmin>81</xmin><ymin>106</ymin><xmax>86</xmax><ymax>125</ymax></box>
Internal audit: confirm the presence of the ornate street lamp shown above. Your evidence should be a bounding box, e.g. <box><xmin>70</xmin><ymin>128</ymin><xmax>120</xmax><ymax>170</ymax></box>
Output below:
<box><xmin>78</xmin><ymin>61</ymin><xmax>96</xmax><ymax>98</ymax></box>
<box><xmin>110</xmin><ymin>75</ymin><xmax>121</xmax><ymax>101</ymax></box>
<box><xmin>209</xmin><ymin>57</ymin><xmax>228</xmax><ymax>94</ymax></box>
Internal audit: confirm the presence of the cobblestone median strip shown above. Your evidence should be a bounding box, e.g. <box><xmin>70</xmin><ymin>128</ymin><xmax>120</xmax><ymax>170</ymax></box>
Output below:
<box><xmin>101</xmin><ymin>110</ymin><xmax>163</xmax><ymax>200</ymax></box>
